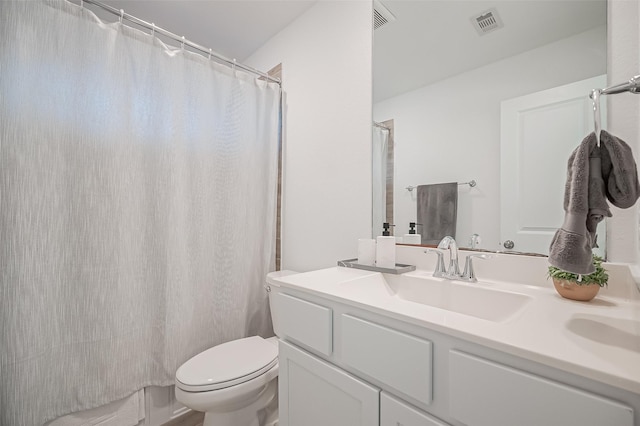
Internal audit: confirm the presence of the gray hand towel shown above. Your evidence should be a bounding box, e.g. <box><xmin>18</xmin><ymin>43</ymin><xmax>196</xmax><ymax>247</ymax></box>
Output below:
<box><xmin>549</xmin><ymin>133</ymin><xmax>603</xmax><ymax>275</ymax></box>
<box><xmin>600</xmin><ymin>130</ymin><xmax>640</xmax><ymax>209</ymax></box>
<box><xmin>550</xmin><ymin>131</ymin><xmax>639</xmax><ymax>274</ymax></box>
<box><xmin>417</xmin><ymin>182</ymin><xmax>458</xmax><ymax>245</ymax></box>
<box><xmin>587</xmin><ymin>146</ymin><xmax>611</xmax><ymax>247</ymax></box>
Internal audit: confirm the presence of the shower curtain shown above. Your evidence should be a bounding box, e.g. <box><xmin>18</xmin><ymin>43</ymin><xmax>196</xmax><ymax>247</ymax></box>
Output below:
<box><xmin>372</xmin><ymin>125</ymin><xmax>389</xmax><ymax>236</ymax></box>
<box><xmin>0</xmin><ymin>1</ymin><xmax>281</xmax><ymax>425</ymax></box>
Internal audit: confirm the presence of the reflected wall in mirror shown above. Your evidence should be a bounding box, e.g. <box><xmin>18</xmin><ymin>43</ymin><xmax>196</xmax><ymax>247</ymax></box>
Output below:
<box><xmin>372</xmin><ymin>0</ymin><xmax>607</xmax><ymax>256</ymax></box>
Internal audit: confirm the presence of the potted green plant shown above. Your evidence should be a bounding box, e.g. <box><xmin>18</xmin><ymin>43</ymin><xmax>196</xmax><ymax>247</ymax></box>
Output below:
<box><xmin>548</xmin><ymin>256</ymin><xmax>608</xmax><ymax>301</ymax></box>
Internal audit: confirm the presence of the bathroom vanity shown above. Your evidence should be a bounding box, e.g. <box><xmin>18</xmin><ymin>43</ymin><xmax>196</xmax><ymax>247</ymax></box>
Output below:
<box><xmin>267</xmin><ymin>254</ymin><xmax>640</xmax><ymax>426</ymax></box>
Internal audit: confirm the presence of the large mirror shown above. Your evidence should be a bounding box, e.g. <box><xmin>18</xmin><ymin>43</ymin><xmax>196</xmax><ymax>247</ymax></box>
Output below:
<box><xmin>372</xmin><ymin>0</ymin><xmax>607</xmax><ymax>256</ymax></box>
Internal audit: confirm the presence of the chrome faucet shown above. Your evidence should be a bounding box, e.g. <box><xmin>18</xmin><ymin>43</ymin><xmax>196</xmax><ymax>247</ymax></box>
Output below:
<box><xmin>428</xmin><ymin>236</ymin><xmax>493</xmax><ymax>282</ymax></box>
<box><xmin>437</xmin><ymin>236</ymin><xmax>461</xmax><ymax>278</ymax></box>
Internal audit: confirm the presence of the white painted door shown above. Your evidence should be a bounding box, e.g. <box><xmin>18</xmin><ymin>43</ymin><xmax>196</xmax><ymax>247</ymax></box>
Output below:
<box><xmin>500</xmin><ymin>75</ymin><xmax>607</xmax><ymax>255</ymax></box>
<box><xmin>278</xmin><ymin>341</ymin><xmax>379</xmax><ymax>426</ymax></box>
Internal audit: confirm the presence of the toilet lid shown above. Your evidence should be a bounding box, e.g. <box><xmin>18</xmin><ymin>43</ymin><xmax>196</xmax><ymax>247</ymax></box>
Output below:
<box><xmin>175</xmin><ymin>336</ymin><xmax>278</xmax><ymax>392</ymax></box>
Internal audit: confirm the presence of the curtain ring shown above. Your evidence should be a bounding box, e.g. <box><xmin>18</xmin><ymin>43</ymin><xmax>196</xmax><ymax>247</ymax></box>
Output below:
<box><xmin>181</xmin><ymin>36</ymin><xmax>185</xmax><ymax>50</ymax></box>
<box><xmin>232</xmin><ymin>58</ymin><xmax>236</xmax><ymax>71</ymax></box>
<box><xmin>151</xmin><ymin>23</ymin><xmax>155</xmax><ymax>37</ymax></box>
<box><xmin>119</xmin><ymin>9</ymin><xmax>124</xmax><ymax>24</ymax></box>
<box><xmin>80</xmin><ymin>0</ymin><xmax>83</xmax><ymax>8</ymax></box>
<box><xmin>208</xmin><ymin>48</ymin><xmax>212</xmax><ymax>60</ymax></box>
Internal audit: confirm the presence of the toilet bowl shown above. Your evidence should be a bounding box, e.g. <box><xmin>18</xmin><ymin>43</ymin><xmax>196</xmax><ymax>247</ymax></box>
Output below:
<box><xmin>175</xmin><ymin>336</ymin><xmax>279</xmax><ymax>426</ymax></box>
<box><xmin>175</xmin><ymin>271</ymin><xmax>295</xmax><ymax>426</ymax></box>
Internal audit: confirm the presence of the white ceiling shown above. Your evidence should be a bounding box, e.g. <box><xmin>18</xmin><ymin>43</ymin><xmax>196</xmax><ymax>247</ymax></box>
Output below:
<box><xmin>374</xmin><ymin>0</ymin><xmax>607</xmax><ymax>102</ymax></box>
<box><xmin>91</xmin><ymin>1</ymin><xmax>606</xmax><ymax>103</ymax></box>
<box><xmin>98</xmin><ymin>0</ymin><xmax>317</xmax><ymax>61</ymax></box>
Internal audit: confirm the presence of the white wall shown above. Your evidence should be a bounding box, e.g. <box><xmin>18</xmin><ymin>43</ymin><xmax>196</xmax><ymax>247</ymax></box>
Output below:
<box><xmin>246</xmin><ymin>1</ymin><xmax>373</xmax><ymax>272</ymax></box>
<box><xmin>374</xmin><ymin>27</ymin><xmax>606</xmax><ymax>251</ymax></box>
<box><xmin>607</xmin><ymin>0</ymin><xmax>640</xmax><ymax>264</ymax></box>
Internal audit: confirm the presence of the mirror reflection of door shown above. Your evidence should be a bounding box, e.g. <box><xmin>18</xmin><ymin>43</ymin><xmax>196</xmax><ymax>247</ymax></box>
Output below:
<box><xmin>500</xmin><ymin>75</ymin><xmax>607</xmax><ymax>257</ymax></box>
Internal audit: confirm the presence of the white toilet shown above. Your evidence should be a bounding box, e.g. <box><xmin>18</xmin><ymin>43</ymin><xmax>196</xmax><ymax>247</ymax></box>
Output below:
<box><xmin>174</xmin><ymin>271</ymin><xmax>295</xmax><ymax>426</ymax></box>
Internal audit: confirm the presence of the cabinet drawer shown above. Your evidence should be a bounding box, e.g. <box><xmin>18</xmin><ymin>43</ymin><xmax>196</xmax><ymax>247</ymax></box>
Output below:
<box><xmin>275</xmin><ymin>293</ymin><xmax>332</xmax><ymax>356</ymax></box>
<box><xmin>381</xmin><ymin>392</ymin><xmax>448</xmax><ymax>426</ymax></box>
<box><xmin>449</xmin><ymin>350</ymin><xmax>634</xmax><ymax>426</ymax></box>
<box><xmin>341</xmin><ymin>315</ymin><xmax>433</xmax><ymax>404</ymax></box>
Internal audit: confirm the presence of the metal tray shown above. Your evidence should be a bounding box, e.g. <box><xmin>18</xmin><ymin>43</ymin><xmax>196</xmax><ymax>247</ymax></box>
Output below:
<box><xmin>337</xmin><ymin>258</ymin><xmax>416</xmax><ymax>274</ymax></box>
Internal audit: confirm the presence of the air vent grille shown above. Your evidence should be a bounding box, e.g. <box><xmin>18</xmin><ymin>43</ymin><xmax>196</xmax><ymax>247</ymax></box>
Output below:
<box><xmin>374</xmin><ymin>0</ymin><xmax>396</xmax><ymax>31</ymax></box>
<box><xmin>471</xmin><ymin>8</ymin><xmax>504</xmax><ymax>35</ymax></box>
<box><xmin>374</xmin><ymin>9</ymin><xmax>388</xmax><ymax>30</ymax></box>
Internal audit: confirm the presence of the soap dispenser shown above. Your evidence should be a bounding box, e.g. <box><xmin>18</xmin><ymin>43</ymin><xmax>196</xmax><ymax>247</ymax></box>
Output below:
<box><xmin>403</xmin><ymin>222</ymin><xmax>422</xmax><ymax>245</ymax></box>
<box><xmin>376</xmin><ymin>223</ymin><xmax>396</xmax><ymax>269</ymax></box>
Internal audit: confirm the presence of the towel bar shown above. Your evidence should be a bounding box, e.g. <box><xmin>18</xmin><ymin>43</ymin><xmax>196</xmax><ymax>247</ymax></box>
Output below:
<box><xmin>406</xmin><ymin>180</ymin><xmax>476</xmax><ymax>192</ymax></box>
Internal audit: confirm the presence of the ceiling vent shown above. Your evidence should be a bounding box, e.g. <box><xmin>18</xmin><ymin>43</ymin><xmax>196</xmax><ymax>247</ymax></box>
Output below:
<box><xmin>471</xmin><ymin>8</ymin><xmax>504</xmax><ymax>35</ymax></box>
<box><xmin>374</xmin><ymin>0</ymin><xmax>396</xmax><ymax>31</ymax></box>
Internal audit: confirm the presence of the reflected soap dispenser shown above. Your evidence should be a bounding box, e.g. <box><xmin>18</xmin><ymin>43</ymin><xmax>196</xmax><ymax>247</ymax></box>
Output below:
<box><xmin>376</xmin><ymin>223</ymin><xmax>396</xmax><ymax>269</ymax></box>
<box><xmin>403</xmin><ymin>222</ymin><xmax>422</xmax><ymax>245</ymax></box>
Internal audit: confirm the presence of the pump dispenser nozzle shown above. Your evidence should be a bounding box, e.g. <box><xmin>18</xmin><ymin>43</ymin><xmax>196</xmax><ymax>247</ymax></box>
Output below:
<box><xmin>382</xmin><ymin>222</ymin><xmax>395</xmax><ymax>236</ymax></box>
<box><xmin>408</xmin><ymin>222</ymin><xmax>423</xmax><ymax>234</ymax></box>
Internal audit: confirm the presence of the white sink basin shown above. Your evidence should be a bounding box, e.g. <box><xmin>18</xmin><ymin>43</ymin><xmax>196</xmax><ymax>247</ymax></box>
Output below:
<box><xmin>344</xmin><ymin>273</ymin><xmax>532</xmax><ymax>322</ymax></box>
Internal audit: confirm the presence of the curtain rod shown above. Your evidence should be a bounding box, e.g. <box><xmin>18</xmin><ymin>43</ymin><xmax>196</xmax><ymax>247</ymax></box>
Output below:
<box><xmin>77</xmin><ymin>0</ymin><xmax>281</xmax><ymax>85</ymax></box>
<box><xmin>373</xmin><ymin>121</ymin><xmax>390</xmax><ymax>130</ymax></box>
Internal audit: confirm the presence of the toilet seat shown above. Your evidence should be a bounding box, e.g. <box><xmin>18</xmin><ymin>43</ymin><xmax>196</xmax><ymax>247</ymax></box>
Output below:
<box><xmin>176</xmin><ymin>336</ymin><xmax>278</xmax><ymax>392</ymax></box>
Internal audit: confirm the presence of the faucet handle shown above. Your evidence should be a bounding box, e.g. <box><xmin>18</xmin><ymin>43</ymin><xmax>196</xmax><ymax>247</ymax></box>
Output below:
<box><xmin>424</xmin><ymin>249</ymin><xmax>446</xmax><ymax>278</ymax></box>
<box><xmin>462</xmin><ymin>254</ymin><xmax>494</xmax><ymax>282</ymax></box>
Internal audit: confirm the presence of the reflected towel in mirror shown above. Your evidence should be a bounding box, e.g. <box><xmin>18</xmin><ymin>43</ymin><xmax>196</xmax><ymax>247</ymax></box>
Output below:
<box><xmin>417</xmin><ymin>182</ymin><xmax>458</xmax><ymax>245</ymax></box>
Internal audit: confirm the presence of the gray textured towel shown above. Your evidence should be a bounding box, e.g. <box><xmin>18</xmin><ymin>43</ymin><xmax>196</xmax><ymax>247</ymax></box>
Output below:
<box><xmin>586</xmin><ymin>144</ymin><xmax>610</xmax><ymax>247</ymax></box>
<box><xmin>417</xmin><ymin>182</ymin><xmax>458</xmax><ymax>245</ymax></box>
<box><xmin>549</xmin><ymin>131</ymin><xmax>640</xmax><ymax>275</ymax></box>
<box><xmin>549</xmin><ymin>133</ymin><xmax>604</xmax><ymax>274</ymax></box>
<box><xmin>600</xmin><ymin>130</ymin><xmax>640</xmax><ymax>208</ymax></box>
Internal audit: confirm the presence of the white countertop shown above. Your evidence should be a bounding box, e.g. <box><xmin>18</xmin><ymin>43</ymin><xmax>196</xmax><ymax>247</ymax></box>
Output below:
<box><xmin>268</xmin><ymin>265</ymin><xmax>640</xmax><ymax>395</ymax></box>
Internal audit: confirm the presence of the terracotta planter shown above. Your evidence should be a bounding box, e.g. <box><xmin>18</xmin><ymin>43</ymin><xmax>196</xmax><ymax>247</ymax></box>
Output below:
<box><xmin>552</xmin><ymin>278</ymin><xmax>601</xmax><ymax>302</ymax></box>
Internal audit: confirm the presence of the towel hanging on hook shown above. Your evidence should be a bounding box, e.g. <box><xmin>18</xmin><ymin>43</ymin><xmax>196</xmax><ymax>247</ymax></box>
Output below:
<box><xmin>589</xmin><ymin>88</ymin><xmax>602</xmax><ymax>147</ymax></box>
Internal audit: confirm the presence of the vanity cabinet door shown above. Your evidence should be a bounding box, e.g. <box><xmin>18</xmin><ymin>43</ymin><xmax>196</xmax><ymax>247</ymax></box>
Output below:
<box><xmin>278</xmin><ymin>340</ymin><xmax>379</xmax><ymax>426</ymax></box>
<box><xmin>381</xmin><ymin>392</ymin><xmax>450</xmax><ymax>426</ymax></box>
<box><xmin>449</xmin><ymin>350</ymin><xmax>634</xmax><ymax>426</ymax></box>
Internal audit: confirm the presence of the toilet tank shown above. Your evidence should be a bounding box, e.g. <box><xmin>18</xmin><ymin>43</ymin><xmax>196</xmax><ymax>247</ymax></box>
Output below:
<box><xmin>266</xmin><ymin>270</ymin><xmax>297</xmax><ymax>338</ymax></box>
